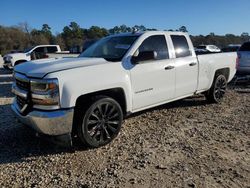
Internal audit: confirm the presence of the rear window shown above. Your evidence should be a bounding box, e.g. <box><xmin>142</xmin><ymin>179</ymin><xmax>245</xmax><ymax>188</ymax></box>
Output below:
<box><xmin>171</xmin><ymin>35</ymin><xmax>191</xmax><ymax>58</ymax></box>
<box><xmin>239</xmin><ymin>42</ymin><xmax>250</xmax><ymax>51</ymax></box>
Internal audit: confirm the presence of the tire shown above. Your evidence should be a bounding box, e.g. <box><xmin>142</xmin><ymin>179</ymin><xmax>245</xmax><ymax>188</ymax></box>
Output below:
<box><xmin>205</xmin><ymin>74</ymin><xmax>227</xmax><ymax>103</ymax></box>
<box><xmin>76</xmin><ymin>96</ymin><xmax>123</xmax><ymax>148</ymax></box>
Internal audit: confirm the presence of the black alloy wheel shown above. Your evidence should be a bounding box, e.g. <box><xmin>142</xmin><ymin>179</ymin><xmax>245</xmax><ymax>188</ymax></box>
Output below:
<box><xmin>213</xmin><ymin>75</ymin><xmax>227</xmax><ymax>101</ymax></box>
<box><xmin>77</xmin><ymin>97</ymin><xmax>123</xmax><ymax>148</ymax></box>
<box><xmin>206</xmin><ymin>74</ymin><xmax>227</xmax><ymax>103</ymax></box>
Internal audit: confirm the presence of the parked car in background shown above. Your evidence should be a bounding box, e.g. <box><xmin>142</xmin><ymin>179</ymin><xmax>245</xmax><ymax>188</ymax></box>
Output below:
<box><xmin>11</xmin><ymin>31</ymin><xmax>236</xmax><ymax>148</ymax></box>
<box><xmin>46</xmin><ymin>40</ymin><xmax>98</xmax><ymax>58</ymax></box>
<box><xmin>222</xmin><ymin>44</ymin><xmax>241</xmax><ymax>52</ymax></box>
<box><xmin>3</xmin><ymin>45</ymin><xmax>63</xmax><ymax>69</ymax></box>
<box><xmin>195</xmin><ymin>45</ymin><xmax>221</xmax><ymax>54</ymax></box>
<box><xmin>236</xmin><ymin>42</ymin><xmax>250</xmax><ymax>75</ymax></box>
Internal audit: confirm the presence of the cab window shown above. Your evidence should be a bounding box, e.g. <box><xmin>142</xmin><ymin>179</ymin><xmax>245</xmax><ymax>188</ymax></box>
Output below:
<box><xmin>171</xmin><ymin>35</ymin><xmax>191</xmax><ymax>58</ymax></box>
<box><xmin>138</xmin><ymin>35</ymin><xmax>169</xmax><ymax>60</ymax></box>
<box><xmin>31</xmin><ymin>47</ymin><xmax>46</xmax><ymax>60</ymax></box>
<box><xmin>47</xmin><ymin>46</ymin><xmax>58</xmax><ymax>53</ymax></box>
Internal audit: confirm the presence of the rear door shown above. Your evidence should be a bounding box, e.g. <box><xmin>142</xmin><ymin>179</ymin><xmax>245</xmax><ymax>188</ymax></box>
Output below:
<box><xmin>130</xmin><ymin>35</ymin><xmax>176</xmax><ymax>110</ymax></box>
<box><xmin>170</xmin><ymin>35</ymin><xmax>198</xmax><ymax>97</ymax></box>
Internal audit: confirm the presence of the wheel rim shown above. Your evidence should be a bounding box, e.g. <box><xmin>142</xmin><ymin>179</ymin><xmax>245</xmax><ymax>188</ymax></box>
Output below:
<box><xmin>214</xmin><ymin>76</ymin><xmax>227</xmax><ymax>101</ymax></box>
<box><xmin>85</xmin><ymin>102</ymin><xmax>121</xmax><ymax>144</ymax></box>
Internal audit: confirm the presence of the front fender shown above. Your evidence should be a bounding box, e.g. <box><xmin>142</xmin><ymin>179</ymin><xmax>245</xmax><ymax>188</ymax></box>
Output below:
<box><xmin>46</xmin><ymin>63</ymin><xmax>133</xmax><ymax>112</ymax></box>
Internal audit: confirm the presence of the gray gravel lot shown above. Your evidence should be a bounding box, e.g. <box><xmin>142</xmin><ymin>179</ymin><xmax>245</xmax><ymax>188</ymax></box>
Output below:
<box><xmin>0</xmin><ymin>66</ymin><xmax>249</xmax><ymax>187</ymax></box>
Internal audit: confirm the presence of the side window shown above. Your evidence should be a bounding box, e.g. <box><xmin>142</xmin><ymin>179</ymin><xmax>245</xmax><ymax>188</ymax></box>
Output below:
<box><xmin>171</xmin><ymin>35</ymin><xmax>191</xmax><ymax>58</ymax></box>
<box><xmin>138</xmin><ymin>35</ymin><xmax>169</xmax><ymax>60</ymax></box>
<box><xmin>47</xmin><ymin>46</ymin><xmax>58</xmax><ymax>53</ymax></box>
<box><xmin>33</xmin><ymin>47</ymin><xmax>45</xmax><ymax>53</ymax></box>
<box><xmin>31</xmin><ymin>47</ymin><xmax>46</xmax><ymax>60</ymax></box>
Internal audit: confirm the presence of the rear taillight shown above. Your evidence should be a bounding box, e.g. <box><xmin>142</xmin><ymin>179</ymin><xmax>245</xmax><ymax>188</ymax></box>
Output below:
<box><xmin>236</xmin><ymin>53</ymin><xmax>240</xmax><ymax>69</ymax></box>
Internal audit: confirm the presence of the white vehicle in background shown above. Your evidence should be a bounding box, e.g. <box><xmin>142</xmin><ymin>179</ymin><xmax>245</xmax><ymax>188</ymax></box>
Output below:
<box><xmin>196</xmin><ymin>45</ymin><xmax>221</xmax><ymax>53</ymax></box>
<box><xmin>11</xmin><ymin>31</ymin><xmax>236</xmax><ymax>148</ymax></box>
<box><xmin>3</xmin><ymin>45</ymin><xmax>66</xmax><ymax>69</ymax></box>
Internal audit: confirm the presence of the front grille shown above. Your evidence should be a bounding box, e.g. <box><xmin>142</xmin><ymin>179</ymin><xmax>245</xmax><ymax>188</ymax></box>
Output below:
<box><xmin>14</xmin><ymin>73</ymin><xmax>31</xmax><ymax>113</ymax></box>
<box><xmin>15</xmin><ymin>78</ymin><xmax>30</xmax><ymax>91</ymax></box>
<box><xmin>16</xmin><ymin>96</ymin><xmax>27</xmax><ymax>110</ymax></box>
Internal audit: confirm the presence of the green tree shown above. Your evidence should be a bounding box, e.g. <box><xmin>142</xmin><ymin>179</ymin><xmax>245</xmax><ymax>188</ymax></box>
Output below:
<box><xmin>41</xmin><ymin>24</ymin><xmax>54</xmax><ymax>43</ymax></box>
<box><xmin>61</xmin><ymin>22</ymin><xmax>84</xmax><ymax>50</ymax></box>
<box><xmin>179</xmin><ymin>26</ymin><xmax>188</xmax><ymax>32</ymax></box>
<box><xmin>86</xmin><ymin>26</ymin><xmax>108</xmax><ymax>39</ymax></box>
<box><xmin>241</xmin><ymin>32</ymin><xmax>250</xmax><ymax>42</ymax></box>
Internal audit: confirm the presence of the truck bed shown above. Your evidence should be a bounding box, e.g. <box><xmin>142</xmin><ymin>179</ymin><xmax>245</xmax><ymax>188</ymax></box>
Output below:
<box><xmin>196</xmin><ymin>52</ymin><xmax>237</xmax><ymax>91</ymax></box>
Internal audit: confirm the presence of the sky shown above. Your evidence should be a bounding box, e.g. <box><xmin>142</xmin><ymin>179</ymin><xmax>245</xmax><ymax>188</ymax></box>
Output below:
<box><xmin>0</xmin><ymin>0</ymin><xmax>249</xmax><ymax>36</ymax></box>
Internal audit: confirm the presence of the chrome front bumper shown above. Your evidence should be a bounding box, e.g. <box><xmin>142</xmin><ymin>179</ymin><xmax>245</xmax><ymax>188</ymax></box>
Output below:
<box><xmin>11</xmin><ymin>101</ymin><xmax>74</xmax><ymax>136</ymax></box>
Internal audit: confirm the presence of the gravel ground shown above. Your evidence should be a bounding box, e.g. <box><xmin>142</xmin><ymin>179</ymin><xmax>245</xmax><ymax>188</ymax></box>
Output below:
<box><xmin>0</xmin><ymin>66</ymin><xmax>249</xmax><ymax>188</ymax></box>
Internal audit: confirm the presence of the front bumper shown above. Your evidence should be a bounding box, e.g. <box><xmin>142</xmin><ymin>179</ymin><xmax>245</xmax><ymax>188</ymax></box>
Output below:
<box><xmin>11</xmin><ymin>101</ymin><xmax>74</xmax><ymax>136</ymax></box>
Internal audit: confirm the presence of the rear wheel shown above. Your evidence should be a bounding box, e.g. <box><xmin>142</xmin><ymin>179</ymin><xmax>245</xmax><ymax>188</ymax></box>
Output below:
<box><xmin>205</xmin><ymin>74</ymin><xmax>227</xmax><ymax>103</ymax></box>
<box><xmin>76</xmin><ymin>96</ymin><xmax>123</xmax><ymax>148</ymax></box>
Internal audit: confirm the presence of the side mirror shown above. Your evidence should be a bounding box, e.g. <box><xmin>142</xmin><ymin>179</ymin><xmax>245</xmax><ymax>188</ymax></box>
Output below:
<box><xmin>131</xmin><ymin>51</ymin><xmax>157</xmax><ymax>64</ymax></box>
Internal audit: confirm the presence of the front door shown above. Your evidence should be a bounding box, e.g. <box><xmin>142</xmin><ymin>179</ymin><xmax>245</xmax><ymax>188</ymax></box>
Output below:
<box><xmin>130</xmin><ymin>35</ymin><xmax>176</xmax><ymax>111</ymax></box>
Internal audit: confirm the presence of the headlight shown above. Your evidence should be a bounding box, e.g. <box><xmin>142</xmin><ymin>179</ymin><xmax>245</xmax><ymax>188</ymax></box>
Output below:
<box><xmin>30</xmin><ymin>78</ymin><xmax>60</xmax><ymax>110</ymax></box>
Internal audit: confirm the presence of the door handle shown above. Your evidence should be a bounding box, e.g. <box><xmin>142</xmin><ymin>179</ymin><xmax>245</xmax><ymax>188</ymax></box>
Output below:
<box><xmin>165</xmin><ymin>65</ymin><xmax>175</xmax><ymax>70</ymax></box>
<box><xmin>189</xmin><ymin>62</ymin><xmax>197</xmax><ymax>66</ymax></box>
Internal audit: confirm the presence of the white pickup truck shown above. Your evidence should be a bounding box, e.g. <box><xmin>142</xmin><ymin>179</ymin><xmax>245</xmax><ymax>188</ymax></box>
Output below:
<box><xmin>3</xmin><ymin>45</ymin><xmax>73</xmax><ymax>69</ymax></box>
<box><xmin>11</xmin><ymin>31</ymin><xmax>236</xmax><ymax>147</ymax></box>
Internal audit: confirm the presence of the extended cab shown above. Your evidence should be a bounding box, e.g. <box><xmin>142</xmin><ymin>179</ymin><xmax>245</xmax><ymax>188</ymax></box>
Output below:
<box><xmin>3</xmin><ymin>45</ymin><xmax>62</xmax><ymax>69</ymax></box>
<box><xmin>11</xmin><ymin>31</ymin><xmax>237</xmax><ymax>147</ymax></box>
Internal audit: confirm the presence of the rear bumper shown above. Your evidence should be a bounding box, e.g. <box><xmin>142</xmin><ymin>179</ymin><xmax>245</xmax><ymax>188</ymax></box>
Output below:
<box><xmin>11</xmin><ymin>101</ymin><xmax>74</xmax><ymax>136</ymax></box>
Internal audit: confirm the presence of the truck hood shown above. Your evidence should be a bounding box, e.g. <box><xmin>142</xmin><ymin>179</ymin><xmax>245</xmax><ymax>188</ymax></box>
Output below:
<box><xmin>4</xmin><ymin>52</ymin><xmax>27</xmax><ymax>59</ymax></box>
<box><xmin>14</xmin><ymin>57</ymin><xmax>109</xmax><ymax>78</ymax></box>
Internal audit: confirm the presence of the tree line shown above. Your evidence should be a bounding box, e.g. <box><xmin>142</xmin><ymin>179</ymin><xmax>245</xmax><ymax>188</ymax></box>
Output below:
<box><xmin>0</xmin><ymin>22</ymin><xmax>249</xmax><ymax>55</ymax></box>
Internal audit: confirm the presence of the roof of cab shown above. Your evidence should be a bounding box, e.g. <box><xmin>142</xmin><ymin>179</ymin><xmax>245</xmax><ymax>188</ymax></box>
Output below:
<box><xmin>108</xmin><ymin>31</ymin><xmax>187</xmax><ymax>37</ymax></box>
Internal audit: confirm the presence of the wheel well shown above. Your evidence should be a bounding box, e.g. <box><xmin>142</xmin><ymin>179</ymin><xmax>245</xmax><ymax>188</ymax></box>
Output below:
<box><xmin>15</xmin><ymin>60</ymin><xmax>27</xmax><ymax>66</ymax></box>
<box><xmin>214</xmin><ymin>68</ymin><xmax>230</xmax><ymax>81</ymax></box>
<box><xmin>75</xmin><ymin>88</ymin><xmax>127</xmax><ymax>115</ymax></box>
<box><xmin>72</xmin><ymin>88</ymin><xmax>127</xmax><ymax>136</ymax></box>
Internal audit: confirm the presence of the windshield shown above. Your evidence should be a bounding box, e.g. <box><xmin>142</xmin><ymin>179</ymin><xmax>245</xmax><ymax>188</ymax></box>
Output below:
<box><xmin>23</xmin><ymin>46</ymin><xmax>35</xmax><ymax>53</ymax></box>
<box><xmin>79</xmin><ymin>36</ymin><xmax>139</xmax><ymax>62</ymax></box>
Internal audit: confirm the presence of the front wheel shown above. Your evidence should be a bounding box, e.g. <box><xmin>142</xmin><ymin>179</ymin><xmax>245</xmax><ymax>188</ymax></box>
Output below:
<box><xmin>76</xmin><ymin>96</ymin><xmax>123</xmax><ymax>148</ymax></box>
<box><xmin>205</xmin><ymin>74</ymin><xmax>227</xmax><ymax>103</ymax></box>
